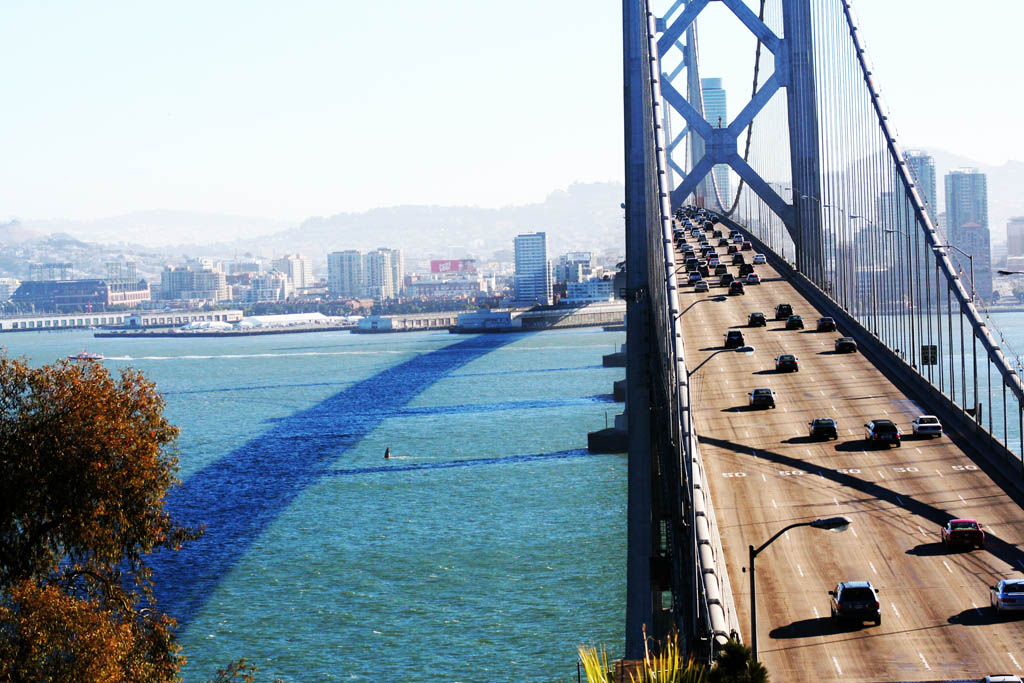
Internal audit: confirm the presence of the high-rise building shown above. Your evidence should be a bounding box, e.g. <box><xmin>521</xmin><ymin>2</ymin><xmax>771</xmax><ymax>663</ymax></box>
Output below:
<box><xmin>958</xmin><ymin>223</ymin><xmax>993</xmax><ymax>300</ymax></box>
<box><xmin>944</xmin><ymin>168</ymin><xmax>991</xmax><ymax>299</ymax></box>
<box><xmin>1007</xmin><ymin>217</ymin><xmax>1024</xmax><ymax>258</ymax></box>
<box><xmin>0</xmin><ymin>277</ymin><xmax>21</xmax><ymax>301</ymax></box>
<box><xmin>701</xmin><ymin>77</ymin><xmax>730</xmax><ymax>204</ymax></box>
<box><xmin>514</xmin><ymin>232</ymin><xmax>552</xmax><ymax>305</ymax></box>
<box><xmin>378</xmin><ymin>248</ymin><xmax>405</xmax><ymax>296</ymax></box>
<box><xmin>904</xmin><ymin>150</ymin><xmax>937</xmax><ymax>224</ymax></box>
<box><xmin>159</xmin><ymin>262</ymin><xmax>229</xmax><ymax>301</ymax></box>
<box><xmin>272</xmin><ymin>254</ymin><xmax>313</xmax><ymax>290</ymax></box>
<box><xmin>363</xmin><ymin>249</ymin><xmax>395</xmax><ymax>301</ymax></box>
<box><xmin>328</xmin><ymin>250</ymin><xmax>364</xmax><ymax>298</ymax></box>
<box><xmin>944</xmin><ymin>168</ymin><xmax>988</xmax><ymax>244</ymax></box>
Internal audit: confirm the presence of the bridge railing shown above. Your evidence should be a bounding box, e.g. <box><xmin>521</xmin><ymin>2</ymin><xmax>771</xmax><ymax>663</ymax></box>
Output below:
<box><xmin>725</xmin><ymin>0</ymin><xmax>1024</xmax><ymax>478</ymax></box>
<box><xmin>642</xmin><ymin>4</ymin><xmax>743</xmax><ymax>657</ymax></box>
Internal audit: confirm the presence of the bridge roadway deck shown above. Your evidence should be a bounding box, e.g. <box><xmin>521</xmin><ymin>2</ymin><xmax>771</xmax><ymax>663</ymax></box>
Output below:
<box><xmin>675</xmin><ymin>240</ymin><xmax>1024</xmax><ymax>682</ymax></box>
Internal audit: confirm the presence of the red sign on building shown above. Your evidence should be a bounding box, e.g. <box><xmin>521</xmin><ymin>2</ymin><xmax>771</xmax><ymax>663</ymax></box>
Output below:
<box><xmin>430</xmin><ymin>259</ymin><xmax>476</xmax><ymax>274</ymax></box>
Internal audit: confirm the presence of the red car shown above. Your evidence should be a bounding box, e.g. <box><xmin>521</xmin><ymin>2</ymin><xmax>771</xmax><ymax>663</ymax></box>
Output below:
<box><xmin>941</xmin><ymin>519</ymin><xmax>985</xmax><ymax>550</ymax></box>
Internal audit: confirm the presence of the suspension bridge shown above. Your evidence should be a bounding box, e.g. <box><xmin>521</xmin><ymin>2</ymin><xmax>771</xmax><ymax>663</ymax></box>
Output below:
<box><xmin>621</xmin><ymin>1</ymin><xmax>1024</xmax><ymax>680</ymax></box>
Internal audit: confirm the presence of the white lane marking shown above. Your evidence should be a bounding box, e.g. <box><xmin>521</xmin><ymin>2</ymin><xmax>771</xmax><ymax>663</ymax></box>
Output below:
<box><xmin>771</xmin><ymin>499</ymin><xmax>777</xmax><ymax>508</ymax></box>
<box><xmin>745</xmin><ymin>431</ymin><xmax>750</xmax><ymax>437</ymax></box>
<box><xmin>890</xmin><ymin>602</ymin><xmax>901</xmax><ymax>618</ymax></box>
<box><xmin>878</xmin><ymin>470</ymin><xmax>885</xmax><ymax>479</ymax></box>
<box><xmin>868</xmin><ymin>561</ymin><xmax>878</xmax><ymax>575</ymax></box>
<box><xmin>884</xmin><ymin>409</ymin><xmax>889</xmax><ymax>415</ymax></box>
<box><xmin>971</xmin><ymin>600</ymin><xmax>982</xmax><ymax>616</ymax></box>
<box><xmin>724</xmin><ymin>380</ymin><xmax>729</xmax><ymax>384</ymax></box>
<box><xmin>797</xmin><ymin>564</ymin><xmax>804</xmax><ymax>577</ymax></box>
<box><xmin>782</xmin><ymin>406</ymin><xmax>788</xmax><ymax>412</ymax></box>
<box><xmin>958</xmin><ymin>494</ymin><xmax>966</xmax><ymax>504</ymax></box>
<box><xmin>918</xmin><ymin>653</ymin><xmax>931</xmax><ymax>671</ymax></box>
<box><xmin>806</xmin><ymin>449</ymin><xmax>813</xmax><ymax>457</ymax></box>
<box><xmin>851</xmin><ymin>527</ymin><xmax>858</xmax><ymax>538</ymax></box>
<box><xmin>1009</xmin><ymin>652</ymin><xmax>1022</xmax><ymax>670</ymax></box>
<box><xmin>820</xmin><ymin>390</ymin><xmax>825</xmax><ymax>395</ymax></box>
<box><xmin>848</xmin><ymin>429</ymin><xmax>854</xmax><ymax>435</ymax></box>
<box><xmin>761</xmin><ymin>473</ymin><xmax>767</xmax><ymax>482</ymax></box>
<box><xmin>833</xmin><ymin>496</ymin><xmax>839</xmax><ymax>507</ymax></box>
<box><xmin>832</xmin><ymin>657</ymin><xmax>843</xmax><ymax>676</ymax></box>
<box><xmin>812</xmin><ymin>606</ymin><xmax>820</xmax><ymax>619</ymax></box>
<box><xmin>935</xmin><ymin>469</ymin><xmax>943</xmax><ymax>478</ymax></box>
<box><xmin>831</xmin><ymin>405</ymin><xmax>837</xmax><ymax>411</ymax></box>
<box><xmin>915</xmin><ymin>447</ymin><xmax>922</xmax><ymax>454</ymax></box>
<box><xmin>918</xmin><ymin>526</ymin><xmax>928</xmax><ymax>538</ymax></box>
<box><xmin>942</xmin><ymin>560</ymin><xmax>953</xmax><ymax>574</ymax></box>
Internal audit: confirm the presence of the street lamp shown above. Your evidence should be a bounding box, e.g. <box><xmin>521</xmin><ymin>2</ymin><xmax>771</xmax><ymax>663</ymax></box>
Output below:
<box><xmin>687</xmin><ymin>345</ymin><xmax>755</xmax><ymax>378</ymax></box>
<box><xmin>933</xmin><ymin>243</ymin><xmax>975</xmax><ymax>301</ymax></box>
<box><xmin>748</xmin><ymin>515</ymin><xmax>851</xmax><ymax>662</ymax></box>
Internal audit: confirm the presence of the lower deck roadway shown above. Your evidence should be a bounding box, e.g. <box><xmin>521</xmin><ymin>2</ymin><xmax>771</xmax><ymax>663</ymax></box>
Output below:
<box><xmin>673</xmin><ymin>235</ymin><xmax>1024</xmax><ymax>682</ymax></box>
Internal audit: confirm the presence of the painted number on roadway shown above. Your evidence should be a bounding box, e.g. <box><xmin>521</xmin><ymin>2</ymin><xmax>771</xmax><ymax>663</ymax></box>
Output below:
<box><xmin>837</xmin><ymin>468</ymin><xmax>861</xmax><ymax>474</ymax></box>
<box><xmin>951</xmin><ymin>464</ymin><xmax>978</xmax><ymax>471</ymax></box>
<box><xmin>778</xmin><ymin>470</ymin><xmax>806</xmax><ymax>476</ymax></box>
<box><xmin>722</xmin><ymin>472</ymin><xmax>747</xmax><ymax>478</ymax></box>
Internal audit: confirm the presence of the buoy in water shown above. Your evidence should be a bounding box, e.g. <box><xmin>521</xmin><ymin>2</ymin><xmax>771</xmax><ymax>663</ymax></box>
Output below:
<box><xmin>384</xmin><ymin>447</ymin><xmax>390</xmax><ymax>459</ymax></box>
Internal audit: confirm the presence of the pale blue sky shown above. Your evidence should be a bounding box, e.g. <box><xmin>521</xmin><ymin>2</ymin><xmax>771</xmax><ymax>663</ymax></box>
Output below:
<box><xmin>1</xmin><ymin>1</ymin><xmax>1020</xmax><ymax>222</ymax></box>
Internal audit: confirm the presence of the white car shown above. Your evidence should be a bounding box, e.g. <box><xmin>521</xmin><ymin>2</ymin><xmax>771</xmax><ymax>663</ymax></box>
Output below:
<box><xmin>694</xmin><ymin>280</ymin><xmax>709</xmax><ymax>293</ymax></box>
<box><xmin>990</xmin><ymin>579</ymin><xmax>1024</xmax><ymax>616</ymax></box>
<box><xmin>911</xmin><ymin>415</ymin><xmax>942</xmax><ymax>437</ymax></box>
<box><xmin>984</xmin><ymin>676</ymin><xmax>1023</xmax><ymax>683</ymax></box>
<box><xmin>753</xmin><ymin>253</ymin><xmax>766</xmax><ymax>264</ymax></box>
<box><xmin>745</xmin><ymin>273</ymin><xmax>761</xmax><ymax>285</ymax></box>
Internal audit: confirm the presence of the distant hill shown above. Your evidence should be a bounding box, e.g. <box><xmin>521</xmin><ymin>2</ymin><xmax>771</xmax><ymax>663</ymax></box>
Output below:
<box><xmin>182</xmin><ymin>182</ymin><xmax>627</xmax><ymax>265</ymax></box>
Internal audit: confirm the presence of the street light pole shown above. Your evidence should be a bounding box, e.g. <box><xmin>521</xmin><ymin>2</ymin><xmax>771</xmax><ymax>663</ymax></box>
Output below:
<box><xmin>748</xmin><ymin>516</ymin><xmax>851</xmax><ymax>662</ymax></box>
<box><xmin>687</xmin><ymin>345</ymin><xmax>755</xmax><ymax>378</ymax></box>
<box><xmin>933</xmin><ymin>243</ymin><xmax>975</xmax><ymax>302</ymax></box>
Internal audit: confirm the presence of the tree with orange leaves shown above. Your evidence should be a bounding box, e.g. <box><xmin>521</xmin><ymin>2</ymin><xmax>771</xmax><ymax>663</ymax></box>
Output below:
<box><xmin>0</xmin><ymin>353</ymin><xmax>201</xmax><ymax>682</ymax></box>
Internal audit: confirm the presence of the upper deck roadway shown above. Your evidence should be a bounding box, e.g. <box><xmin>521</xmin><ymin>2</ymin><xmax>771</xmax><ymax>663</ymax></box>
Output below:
<box><xmin>674</xmin><ymin>223</ymin><xmax>1024</xmax><ymax>682</ymax></box>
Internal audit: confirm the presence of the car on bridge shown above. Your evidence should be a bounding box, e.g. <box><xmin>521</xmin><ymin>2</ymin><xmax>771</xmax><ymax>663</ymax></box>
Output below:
<box><xmin>941</xmin><ymin>519</ymin><xmax>985</xmax><ymax>550</ymax></box>
<box><xmin>718</xmin><ymin>237</ymin><xmax>730</xmax><ymax>247</ymax></box>
<box><xmin>808</xmin><ymin>417</ymin><xmax>838</xmax><ymax>440</ymax></box>
<box><xmin>774</xmin><ymin>303</ymin><xmax>793</xmax><ymax>319</ymax></box>
<box><xmin>785</xmin><ymin>315</ymin><xmax>805</xmax><ymax>330</ymax></box>
<box><xmin>741</xmin><ymin>240</ymin><xmax>753</xmax><ymax>251</ymax></box>
<box><xmin>727</xmin><ymin>244</ymin><xmax>739</xmax><ymax>254</ymax></box>
<box><xmin>911</xmin><ymin>415</ymin><xmax>942</xmax><ymax>437</ymax></box>
<box><xmin>728</xmin><ymin>281</ymin><xmax>745</xmax><ymax>296</ymax></box>
<box><xmin>694</xmin><ymin>280</ymin><xmax>709</xmax><ymax>293</ymax></box>
<box><xmin>816</xmin><ymin>316</ymin><xmax>837</xmax><ymax>332</ymax></box>
<box><xmin>753</xmin><ymin>253</ymin><xmax>766</xmax><ymax>264</ymax></box>
<box><xmin>714</xmin><ymin>264</ymin><xmax>728</xmax><ymax>276</ymax></box>
<box><xmin>835</xmin><ymin>336</ymin><xmax>858</xmax><ymax>353</ymax></box>
<box><xmin>983</xmin><ymin>675</ymin><xmax>1023</xmax><ymax>682</ymax></box>
<box><xmin>829</xmin><ymin>581</ymin><xmax>881</xmax><ymax>626</ymax></box>
<box><xmin>738</xmin><ymin>263</ymin><xmax>755</xmax><ymax>277</ymax></box>
<box><xmin>720</xmin><ymin>273</ymin><xmax>735</xmax><ymax>287</ymax></box>
<box><xmin>745</xmin><ymin>273</ymin><xmax>761</xmax><ymax>285</ymax></box>
<box><xmin>748</xmin><ymin>312</ymin><xmax>766</xmax><ymax>327</ymax></box>
<box><xmin>989</xmin><ymin>579</ymin><xmax>1024</xmax><ymax>617</ymax></box>
<box><xmin>732</xmin><ymin>253</ymin><xmax>746</xmax><ymax>265</ymax></box>
<box><xmin>725</xmin><ymin>329</ymin><xmax>746</xmax><ymax>349</ymax></box>
<box><xmin>713</xmin><ymin>229</ymin><xmax>723</xmax><ymax>238</ymax></box>
<box><xmin>749</xmin><ymin>387</ymin><xmax>776</xmax><ymax>409</ymax></box>
<box><xmin>775</xmin><ymin>354</ymin><xmax>799</xmax><ymax>372</ymax></box>
<box><xmin>733</xmin><ymin>234</ymin><xmax>744</xmax><ymax>243</ymax></box>
<box><xmin>687</xmin><ymin>271</ymin><xmax>702</xmax><ymax>285</ymax></box>
<box><xmin>864</xmin><ymin>419</ymin><xmax>901</xmax><ymax>447</ymax></box>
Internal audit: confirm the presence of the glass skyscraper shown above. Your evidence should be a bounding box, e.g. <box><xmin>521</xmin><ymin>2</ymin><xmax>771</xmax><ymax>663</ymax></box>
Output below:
<box><xmin>944</xmin><ymin>168</ymin><xmax>991</xmax><ymax>299</ymax></box>
<box><xmin>701</xmin><ymin>77</ymin><xmax>730</xmax><ymax>207</ymax></box>
<box><xmin>514</xmin><ymin>232</ymin><xmax>552</xmax><ymax>306</ymax></box>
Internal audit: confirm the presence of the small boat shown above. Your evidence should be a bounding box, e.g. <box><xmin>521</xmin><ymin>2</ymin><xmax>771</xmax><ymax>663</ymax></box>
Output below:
<box><xmin>68</xmin><ymin>350</ymin><xmax>104</xmax><ymax>361</ymax></box>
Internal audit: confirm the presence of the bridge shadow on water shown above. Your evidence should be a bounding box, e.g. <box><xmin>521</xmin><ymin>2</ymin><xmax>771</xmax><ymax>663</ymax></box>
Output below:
<box><xmin>149</xmin><ymin>334</ymin><xmax>529</xmax><ymax>627</ymax></box>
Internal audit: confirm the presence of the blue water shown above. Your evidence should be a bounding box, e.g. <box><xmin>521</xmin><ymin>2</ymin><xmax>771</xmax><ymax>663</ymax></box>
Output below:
<box><xmin>1</xmin><ymin>328</ymin><xmax>627</xmax><ymax>681</ymax></box>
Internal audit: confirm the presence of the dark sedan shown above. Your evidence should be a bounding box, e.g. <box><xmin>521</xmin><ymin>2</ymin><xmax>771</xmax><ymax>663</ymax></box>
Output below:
<box><xmin>809</xmin><ymin>417</ymin><xmax>838</xmax><ymax>440</ymax></box>
<box><xmin>835</xmin><ymin>337</ymin><xmax>858</xmax><ymax>353</ymax></box>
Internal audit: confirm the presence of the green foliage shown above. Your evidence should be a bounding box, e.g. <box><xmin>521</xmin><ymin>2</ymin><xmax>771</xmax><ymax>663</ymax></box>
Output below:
<box><xmin>707</xmin><ymin>641</ymin><xmax>769</xmax><ymax>683</ymax></box>
<box><xmin>578</xmin><ymin>644</ymin><xmax>613</xmax><ymax>683</ymax></box>
<box><xmin>630</xmin><ymin>631</ymin><xmax>706</xmax><ymax>683</ymax></box>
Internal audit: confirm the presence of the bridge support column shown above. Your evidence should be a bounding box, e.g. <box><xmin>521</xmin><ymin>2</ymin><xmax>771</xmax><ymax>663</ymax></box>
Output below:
<box><xmin>784</xmin><ymin>0</ymin><xmax>824</xmax><ymax>284</ymax></box>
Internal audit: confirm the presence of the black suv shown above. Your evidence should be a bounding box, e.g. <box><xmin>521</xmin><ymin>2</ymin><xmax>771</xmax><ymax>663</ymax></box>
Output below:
<box><xmin>714</xmin><ymin>264</ymin><xmax>728</xmax><ymax>276</ymax></box>
<box><xmin>728</xmin><ymin>281</ymin><xmax>745</xmax><ymax>296</ymax></box>
<box><xmin>719</xmin><ymin>273</ymin><xmax>735</xmax><ymax>287</ymax></box>
<box><xmin>865</xmin><ymin>419</ymin><xmax>901</xmax><ymax>448</ymax></box>
<box><xmin>829</xmin><ymin>581</ymin><xmax>881</xmax><ymax>626</ymax></box>
<box><xmin>724</xmin><ymin>329</ymin><xmax>746</xmax><ymax>349</ymax></box>
<box><xmin>785</xmin><ymin>315</ymin><xmax>804</xmax><ymax>330</ymax></box>
<box><xmin>775</xmin><ymin>303</ymin><xmax>793</xmax><ymax>320</ymax></box>
<box><xmin>748</xmin><ymin>312</ymin><xmax>766</xmax><ymax>327</ymax></box>
<box><xmin>808</xmin><ymin>417</ymin><xmax>838</xmax><ymax>440</ymax></box>
<box><xmin>731</xmin><ymin>253</ymin><xmax>746</xmax><ymax>265</ymax></box>
<box><xmin>817</xmin><ymin>317</ymin><xmax>837</xmax><ymax>332</ymax></box>
<box><xmin>738</xmin><ymin>263</ymin><xmax>755</xmax><ymax>277</ymax></box>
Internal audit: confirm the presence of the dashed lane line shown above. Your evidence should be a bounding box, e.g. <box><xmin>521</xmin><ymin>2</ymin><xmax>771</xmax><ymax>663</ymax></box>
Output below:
<box><xmin>918</xmin><ymin>653</ymin><xmax>931</xmax><ymax>671</ymax></box>
<box><xmin>918</xmin><ymin>526</ymin><xmax>928</xmax><ymax>538</ymax></box>
<box><xmin>868</xmin><ymin>561</ymin><xmax>878</xmax><ymax>575</ymax></box>
<box><xmin>1009</xmin><ymin>652</ymin><xmax>1022</xmax><ymax>670</ymax></box>
<box><xmin>797</xmin><ymin>564</ymin><xmax>804</xmax><ymax>577</ymax></box>
<box><xmin>890</xmin><ymin>602</ymin><xmax>900</xmax><ymax>618</ymax></box>
<box><xmin>936</xmin><ymin>469</ymin><xmax>943</xmax><ymax>478</ymax></box>
<box><xmin>942</xmin><ymin>560</ymin><xmax>953</xmax><ymax>574</ymax></box>
<box><xmin>832</xmin><ymin>657</ymin><xmax>843</xmax><ymax>676</ymax></box>
<box><xmin>971</xmin><ymin>601</ymin><xmax>982</xmax><ymax>616</ymax></box>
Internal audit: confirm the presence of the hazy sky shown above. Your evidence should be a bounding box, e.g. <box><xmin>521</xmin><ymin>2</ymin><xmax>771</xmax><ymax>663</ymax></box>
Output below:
<box><xmin>1</xmin><ymin>0</ymin><xmax>1020</xmax><ymax>222</ymax></box>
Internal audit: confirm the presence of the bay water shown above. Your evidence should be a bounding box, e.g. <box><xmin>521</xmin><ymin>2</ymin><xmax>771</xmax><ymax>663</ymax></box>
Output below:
<box><xmin>1</xmin><ymin>327</ymin><xmax>627</xmax><ymax>681</ymax></box>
